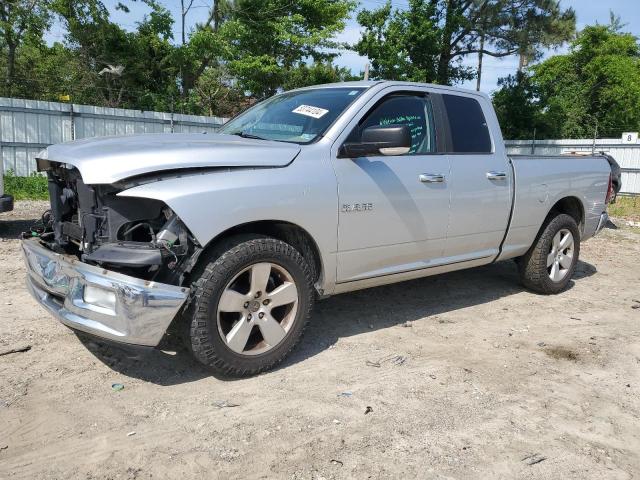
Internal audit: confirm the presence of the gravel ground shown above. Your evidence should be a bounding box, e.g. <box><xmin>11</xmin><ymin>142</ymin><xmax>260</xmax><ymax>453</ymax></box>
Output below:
<box><xmin>1</xmin><ymin>201</ymin><xmax>639</xmax><ymax>479</ymax></box>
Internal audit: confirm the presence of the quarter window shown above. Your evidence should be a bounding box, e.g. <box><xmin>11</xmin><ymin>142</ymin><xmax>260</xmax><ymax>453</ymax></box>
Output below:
<box><xmin>442</xmin><ymin>94</ymin><xmax>492</xmax><ymax>153</ymax></box>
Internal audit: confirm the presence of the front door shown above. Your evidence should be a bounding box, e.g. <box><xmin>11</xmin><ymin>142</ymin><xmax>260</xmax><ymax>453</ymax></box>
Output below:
<box><xmin>332</xmin><ymin>91</ymin><xmax>451</xmax><ymax>283</ymax></box>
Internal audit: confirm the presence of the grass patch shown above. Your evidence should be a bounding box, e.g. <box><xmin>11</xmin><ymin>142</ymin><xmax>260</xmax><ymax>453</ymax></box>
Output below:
<box><xmin>3</xmin><ymin>170</ymin><xmax>49</xmax><ymax>201</ymax></box>
<box><xmin>609</xmin><ymin>196</ymin><xmax>640</xmax><ymax>221</ymax></box>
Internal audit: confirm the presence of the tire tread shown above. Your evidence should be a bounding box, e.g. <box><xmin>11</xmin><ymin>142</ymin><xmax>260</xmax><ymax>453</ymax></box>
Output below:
<box><xmin>185</xmin><ymin>236</ymin><xmax>314</xmax><ymax>377</ymax></box>
<box><xmin>518</xmin><ymin>213</ymin><xmax>580</xmax><ymax>295</ymax></box>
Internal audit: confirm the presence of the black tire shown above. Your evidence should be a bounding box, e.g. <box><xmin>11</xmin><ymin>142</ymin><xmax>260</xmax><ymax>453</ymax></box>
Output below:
<box><xmin>517</xmin><ymin>213</ymin><xmax>581</xmax><ymax>294</ymax></box>
<box><xmin>185</xmin><ymin>235</ymin><xmax>314</xmax><ymax>377</ymax></box>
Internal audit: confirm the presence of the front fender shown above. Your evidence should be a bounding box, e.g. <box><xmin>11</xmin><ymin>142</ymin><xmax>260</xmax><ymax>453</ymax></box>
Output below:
<box><xmin>118</xmin><ymin>162</ymin><xmax>338</xmax><ymax>293</ymax></box>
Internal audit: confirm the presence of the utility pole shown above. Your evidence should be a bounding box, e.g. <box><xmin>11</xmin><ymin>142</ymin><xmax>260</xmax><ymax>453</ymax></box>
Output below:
<box><xmin>592</xmin><ymin>119</ymin><xmax>598</xmax><ymax>154</ymax></box>
<box><xmin>363</xmin><ymin>63</ymin><xmax>370</xmax><ymax>81</ymax></box>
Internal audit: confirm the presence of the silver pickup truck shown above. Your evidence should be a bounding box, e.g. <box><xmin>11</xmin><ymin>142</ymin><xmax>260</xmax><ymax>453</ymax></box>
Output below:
<box><xmin>22</xmin><ymin>81</ymin><xmax>613</xmax><ymax>376</ymax></box>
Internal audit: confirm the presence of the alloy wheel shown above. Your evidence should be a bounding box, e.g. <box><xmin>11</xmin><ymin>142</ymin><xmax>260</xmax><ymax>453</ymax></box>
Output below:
<box><xmin>547</xmin><ymin>228</ymin><xmax>574</xmax><ymax>282</ymax></box>
<box><xmin>217</xmin><ymin>262</ymin><xmax>299</xmax><ymax>355</ymax></box>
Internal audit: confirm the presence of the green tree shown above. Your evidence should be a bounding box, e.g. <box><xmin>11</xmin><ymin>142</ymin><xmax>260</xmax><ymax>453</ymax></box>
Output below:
<box><xmin>531</xmin><ymin>24</ymin><xmax>640</xmax><ymax>138</ymax></box>
<box><xmin>355</xmin><ymin>0</ymin><xmax>470</xmax><ymax>84</ymax></box>
<box><xmin>509</xmin><ymin>0</ymin><xmax>576</xmax><ymax>71</ymax></box>
<box><xmin>220</xmin><ymin>0</ymin><xmax>356</xmax><ymax>97</ymax></box>
<box><xmin>50</xmin><ymin>0</ymin><xmax>179</xmax><ymax>109</ymax></box>
<box><xmin>492</xmin><ymin>72</ymin><xmax>551</xmax><ymax>139</ymax></box>
<box><xmin>283</xmin><ymin>61</ymin><xmax>359</xmax><ymax>90</ymax></box>
<box><xmin>355</xmin><ymin>0</ymin><xmax>575</xmax><ymax>87</ymax></box>
<box><xmin>188</xmin><ymin>64</ymin><xmax>243</xmax><ymax>116</ymax></box>
<box><xmin>0</xmin><ymin>0</ymin><xmax>52</xmax><ymax>93</ymax></box>
<box><xmin>475</xmin><ymin>0</ymin><xmax>575</xmax><ymax>89</ymax></box>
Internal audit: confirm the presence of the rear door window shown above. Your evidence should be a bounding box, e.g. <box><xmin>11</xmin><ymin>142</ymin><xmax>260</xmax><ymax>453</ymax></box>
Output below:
<box><xmin>442</xmin><ymin>94</ymin><xmax>492</xmax><ymax>153</ymax></box>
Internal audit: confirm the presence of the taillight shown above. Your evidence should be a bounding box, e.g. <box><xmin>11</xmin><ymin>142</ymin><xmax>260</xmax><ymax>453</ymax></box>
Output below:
<box><xmin>605</xmin><ymin>173</ymin><xmax>614</xmax><ymax>204</ymax></box>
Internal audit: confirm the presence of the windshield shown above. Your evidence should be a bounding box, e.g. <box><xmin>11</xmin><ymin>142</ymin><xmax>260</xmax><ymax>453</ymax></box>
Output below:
<box><xmin>219</xmin><ymin>87</ymin><xmax>367</xmax><ymax>144</ymax></box>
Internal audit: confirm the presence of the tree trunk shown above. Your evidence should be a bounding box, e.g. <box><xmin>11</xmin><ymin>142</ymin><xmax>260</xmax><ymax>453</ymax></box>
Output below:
<box><xmin>518</xmin><ymin>50</ymin><xmax>528</xmax><ymax>72</ymax></box>
<box><xmin>476</xmin><ymin>32</ymin><xmax>485</xmax><ymax>91</ymax></box>
<box><xmin>6</xmin><ymin>42</ymin><xmax>16</xmax><ymax>91</ymax></box>
<box><xmin>181</xmin><ymin>0</ymin><xmax>186</xmax><ymax>44</ymax></box>
<box><xmin>436</xmin><ymin>0</ymin><xmax>455</xmax><ymax>85</ymax></box>
<box><xmin>213</xmin><ymin>0</ymin><xmax>221</xmax><ymax>31</ymax></box>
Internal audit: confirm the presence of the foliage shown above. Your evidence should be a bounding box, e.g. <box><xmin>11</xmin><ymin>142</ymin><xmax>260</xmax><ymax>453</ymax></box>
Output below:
<box><xmin>188</xmin><ymin>65</ymin><xmax>244</xmax><ymax>117</ymax></box>
<box><xmin>355</xmin><ymin>0</ymin><xmax>470</xmax><ymax>84</ymax></box>
<box><xmin>0</xmin><ymin>0</ymin><xmax>634</xmax><ymax>144</ymax></box>
<box><xmin>220</xmin><ymin>0</ymin><xmax>357</xmax><ymax>98</ymax></box>
<box><xmin>532</xmin><ymin>25</ymin><xmax>640</xmax><ymax>138</ymax></box>
<box><xmin>0</xmin><ymin>0</ymin><xmax>52</xmax><ymax>88</ymax></box>
<box><xmin>354</xmin><ymin>0</ymin><xmax>445</xmax><ymax>83</ymax></box>
<box><xmin>494</xmin><ymin>24</ymin><xmax>640</xmax><ymax>139</ymax></box>
<box><xmin>3</xmin><ymin>171</ymin><xmax>49</xmax><ymax>200</ymax></box>
<box><xmin>0</xmin><ymin>0</ymin><xmax>356</xmax><ymax>113</ymax></box>
<box><xmin>354</xmin><ymin>0</ymin><xmax>575</xmax><ymax>85</ymax></box>
<box><xmin>500</xmin><ymin>0</ymin><xmax>576</xmax><ymax>69</ymax></box>
<box><xmin>492</xmin><ymin>72</ymin><xmax>552</xmax><ymax>139</ymax></box>
<box><xmin>282</xmin><ymin>62</ymin><xmax>359</xmax><ymax>91</ymax></box>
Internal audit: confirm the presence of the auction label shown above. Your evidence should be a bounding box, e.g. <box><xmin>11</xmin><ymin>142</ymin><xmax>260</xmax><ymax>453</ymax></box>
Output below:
<box><xmin>292</xmin><ymin>105</ymin><xmax>329</xmax><ymax>119</ymax></box>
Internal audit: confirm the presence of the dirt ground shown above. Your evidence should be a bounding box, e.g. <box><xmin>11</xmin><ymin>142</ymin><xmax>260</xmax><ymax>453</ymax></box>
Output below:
<box><xmin>1</xmin><ymin>201</ymin><xmax>639</xmax><ymax>480</ymax></box>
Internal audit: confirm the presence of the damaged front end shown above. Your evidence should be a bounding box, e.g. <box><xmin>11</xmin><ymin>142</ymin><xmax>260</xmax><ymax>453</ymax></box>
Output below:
<box><xmin>28</xmin><ymin>159</ymin><xmax>201</xmax><ymax>286</ymax></box>
<box><xmin>21</xmin><ymin>160</ymin><xmax>199</xmax><ymax>347</ymax></box>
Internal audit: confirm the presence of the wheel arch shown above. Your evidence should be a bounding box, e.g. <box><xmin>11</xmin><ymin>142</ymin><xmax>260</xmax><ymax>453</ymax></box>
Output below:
<box><xmin>546</xmin><ymin>196</ymin><xmax>585</xmax><ymax>233</ymax></box>
<box><xmin>198</xmin><ymin>220</ymin><xmax>324</xmax><ymax>288</ymax></box>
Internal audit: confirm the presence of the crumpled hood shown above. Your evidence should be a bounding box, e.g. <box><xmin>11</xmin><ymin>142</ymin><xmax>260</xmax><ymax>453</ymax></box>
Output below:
<box><xmin>38</xmin><ymin>133</ymin><xmax>301</xmax><ymax>184</ymax></box>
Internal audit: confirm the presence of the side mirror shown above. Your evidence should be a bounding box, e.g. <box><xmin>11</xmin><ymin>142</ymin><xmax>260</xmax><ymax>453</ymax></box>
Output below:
<box><xmin>339</xmin><ymin>124</ymin><xmax>412</xmax><ymax>158</ymax></box>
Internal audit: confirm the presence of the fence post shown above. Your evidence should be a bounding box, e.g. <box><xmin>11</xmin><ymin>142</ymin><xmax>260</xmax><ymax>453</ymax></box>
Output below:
<box><xmin>170</xmin><ymin>96</ymin><xmax>175</xmax><ymax>133</ymax></box>
<box><xmin>70</xmin><ymin>103</ymin><xmax>76</xmax><ymax>141</ymax></box>
<box><xmin>531</xmin><ymin>128</ymin><xmax>536</xmax><ymax>155</ymax></box>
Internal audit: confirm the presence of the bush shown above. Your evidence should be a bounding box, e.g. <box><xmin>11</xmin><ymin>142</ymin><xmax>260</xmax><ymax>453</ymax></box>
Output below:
<box><xmin>3</xmin><ymin>170</ymin><xmax>49</xmax><ymax>200</ymax></box>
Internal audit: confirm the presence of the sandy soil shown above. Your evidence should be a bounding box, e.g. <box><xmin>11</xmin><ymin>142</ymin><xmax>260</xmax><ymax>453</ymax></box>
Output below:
<box><xmin>1</xmin><ymin>201</ymin><xmax>639</xmax><ymax>480</ymax></box>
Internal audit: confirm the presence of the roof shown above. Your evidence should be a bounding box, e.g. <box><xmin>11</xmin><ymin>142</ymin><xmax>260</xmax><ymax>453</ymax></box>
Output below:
<box><xmin>290</xmin><ymin>80</ymin><xmax>489</xmax><ymax>99</ymax></box>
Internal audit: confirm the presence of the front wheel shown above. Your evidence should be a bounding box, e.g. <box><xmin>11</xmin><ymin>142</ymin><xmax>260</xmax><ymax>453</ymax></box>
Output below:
<box><xmin>185</xmin><ymin>235</ymin><xmax>315</xmax><ymax>377</ymax></box>
<box><xmin>517</xmin><ymin>213</ymin><xmax>581</xmax><ymax>294</ymax></box>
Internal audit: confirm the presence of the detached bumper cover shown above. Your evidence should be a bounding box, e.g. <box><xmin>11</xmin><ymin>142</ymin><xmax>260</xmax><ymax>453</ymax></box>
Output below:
<box><xmin>595</xmin><ymin>212</ymin><xmax>609</xmax><ymax>235</ymax></box>
<box><xmin>21</xmin><ymin>238</ymin><xmax>189</xmax><ymax>346</ymax></box>
<box><xmin>0</xmin><ymin>194</ymin><xmax>13</xmax><ymax>213</ymax></box>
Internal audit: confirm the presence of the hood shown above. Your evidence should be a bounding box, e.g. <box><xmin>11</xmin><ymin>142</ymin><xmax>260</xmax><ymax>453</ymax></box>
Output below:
<box><xmin>38</xmin><ymin>133</ymin><xmax>301</xmax><ymax>184</ymax></box>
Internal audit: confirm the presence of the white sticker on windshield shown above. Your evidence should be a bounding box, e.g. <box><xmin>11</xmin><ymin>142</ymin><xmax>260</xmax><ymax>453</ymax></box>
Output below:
<box><xmin>292</xmin><ymin>104</ymin><xmax>329</xmax><ymax>119</ymax></box>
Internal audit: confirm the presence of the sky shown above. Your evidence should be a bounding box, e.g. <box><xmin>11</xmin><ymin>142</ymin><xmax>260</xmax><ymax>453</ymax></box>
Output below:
<box><xmin>102</xmin><ymin>0</ymin><xmax>640</xmax><ymax>94</ymax></box>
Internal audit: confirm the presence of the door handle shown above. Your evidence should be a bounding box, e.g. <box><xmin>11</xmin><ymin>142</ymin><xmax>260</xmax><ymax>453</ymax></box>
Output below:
<box><xmin>486</xmin><ymin>171</ymin><xmax>507</xmax><ymax>180</ymax></box>
<box><xmin>419</xmin><ymin>173</ymin><xmax>445</xmax><ymax>183</ymax></box>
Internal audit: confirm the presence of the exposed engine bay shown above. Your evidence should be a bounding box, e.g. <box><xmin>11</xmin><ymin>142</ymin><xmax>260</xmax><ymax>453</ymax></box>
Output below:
<box><xmin>26</xmin><ymin>160</ymin><xmax>202</xmax><ymax>285</ymax></box>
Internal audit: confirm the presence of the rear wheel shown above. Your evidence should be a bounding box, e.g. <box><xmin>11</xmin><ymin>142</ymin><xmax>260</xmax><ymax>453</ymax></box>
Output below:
<box><xmin>186</xmin><ymin>235</ymin><xmax>314</xmax><ymax>377</ymax></box>
<box><xmin>518</xmin><ymin>213</ymin><xmax>580</xmax><ymax>294</ymax></box>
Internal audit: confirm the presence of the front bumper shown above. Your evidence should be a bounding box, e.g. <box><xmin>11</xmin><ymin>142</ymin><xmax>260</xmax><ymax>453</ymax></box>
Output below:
<box><xmin>0</xmin><ymin>194</ymin><xmax>13</xmax><ymax>213</ymax></box>
<box><xmin>21</xmin><ymin>238</ymin><xmax>189</xmax><ymax>347</ymax></box>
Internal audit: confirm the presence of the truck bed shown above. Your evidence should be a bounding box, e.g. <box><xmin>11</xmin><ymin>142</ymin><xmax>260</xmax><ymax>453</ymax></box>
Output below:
<box><xmin>499</xmin><ymin>154</ymin><xmax>610</xmax><ymax>261</ymax></box>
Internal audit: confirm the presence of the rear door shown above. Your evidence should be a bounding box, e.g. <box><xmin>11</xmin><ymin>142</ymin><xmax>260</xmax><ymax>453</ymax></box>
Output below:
<box><xmin>437</xmin><ymin>93</ymin><xmax>512</xmax><ymax>262</ymax></box>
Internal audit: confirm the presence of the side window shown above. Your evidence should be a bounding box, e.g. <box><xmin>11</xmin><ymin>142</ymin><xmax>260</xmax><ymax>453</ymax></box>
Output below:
<box><xmin>349</xmin><ymin>94</ymin><xmax>436</xmax><ymax>154</ymax></box>
<box><xmin>442</xmin><ymin>94</ymin><xmax>492</xmax><ymax>153</ymax></box>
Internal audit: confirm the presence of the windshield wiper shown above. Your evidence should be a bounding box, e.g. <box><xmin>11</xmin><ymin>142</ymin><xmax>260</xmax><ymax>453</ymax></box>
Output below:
<box><xmin>233</xmin><ymin>131</ymin><xmax>267</xmax><ymax>140</ymax></box>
